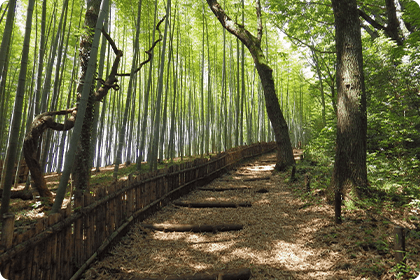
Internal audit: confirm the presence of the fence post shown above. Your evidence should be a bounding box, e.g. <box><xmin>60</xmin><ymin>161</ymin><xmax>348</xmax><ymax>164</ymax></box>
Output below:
<box><xmin>394</xmin><ymin>226</ymin><xmax>405</xmax><ymax>264</ymax></box>
<box><xmin>1</xmin><ymin>213</ymin><xmax>14</xmax><ymax>251</ymax></box>
<box><xmin>1</xmin><ymin>213</ymin><xmax>15</xmax><ymax>278</ymax></box>
<box><xmin>305</xmin><ymin>174</ymin><xmax>310</xmax><ymax>193</ymax></box>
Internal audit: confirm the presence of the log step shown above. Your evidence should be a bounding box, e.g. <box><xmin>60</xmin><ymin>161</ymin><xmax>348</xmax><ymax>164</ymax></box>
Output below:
<box><xmin>129</xmin><ymin>267</ymin><xmax>251</xmax><ymax>280</ymax></box>
<box><xmin>173</xmin><ymin>201</ymin><xmax>251</xmax><ymax>208</ymax></box>
<box><xmin>0</xmin><ymin>189</ymin><xmax>33</xmax><ymax>200</ymax></box>
<box><xmin>140</xmin><ymin>223</ymin><xmax>243</xmax><ymax>232</ymax></box>
<box><xmin>242</xmin><ymin>176</ymin><xmax>270</xmax><ymax>182</ymax></box>
<box><xmin>197</xmin><ymin>187</ymin><xmax>251</xmax><ymax>192</ymax></box>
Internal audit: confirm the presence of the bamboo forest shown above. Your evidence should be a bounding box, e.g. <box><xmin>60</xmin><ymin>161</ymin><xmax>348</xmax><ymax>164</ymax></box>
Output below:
<box><xmin>0</xmin><ymin>0</ymin><xmax>420</xmax><ymax>279</ymax></box>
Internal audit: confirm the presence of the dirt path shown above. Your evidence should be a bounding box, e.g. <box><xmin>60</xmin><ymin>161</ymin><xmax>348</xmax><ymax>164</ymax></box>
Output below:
<box><xmin>82</xmin><ymin>153</ymin><xmax>419</xmax><ymax>280</ymax></box>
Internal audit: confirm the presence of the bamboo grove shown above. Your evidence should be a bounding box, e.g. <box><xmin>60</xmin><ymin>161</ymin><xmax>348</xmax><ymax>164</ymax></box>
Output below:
<box><xmin>0</xmin><ymin>0</ymin><xmax>311</xmax><ymax>177</ymax></box>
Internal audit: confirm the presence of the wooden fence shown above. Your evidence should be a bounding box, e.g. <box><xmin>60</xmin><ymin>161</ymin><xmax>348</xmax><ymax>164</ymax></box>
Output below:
<box><xmin>0</xmin><ymin>142</ymin><xmax>275</xmax><ymax>280</ymax></box>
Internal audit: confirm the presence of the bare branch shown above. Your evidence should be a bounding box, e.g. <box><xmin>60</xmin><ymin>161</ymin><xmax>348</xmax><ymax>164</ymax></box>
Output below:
<box><xmin>358</xmin><ymin>8</ymin><xmax>386</xmax><ymax>31</ymax></box>
<box><xmin>94</xmin><ymin>49</ymin><xmax>122</xmax><ymax>101</ymax></box>
<box><xmin>101</xmin><ymin>27</ymin><xmax>119</xmax><ymax>55</ymax></box>
<box><xmin>116</xmin><ymin>16</ymin><xmax>166</xmax><ymax>77</ymax></box>
<box><xmin>276</xmin><ymin>25</ymin><xmax>336</xmax><ymax>54</ymax></box>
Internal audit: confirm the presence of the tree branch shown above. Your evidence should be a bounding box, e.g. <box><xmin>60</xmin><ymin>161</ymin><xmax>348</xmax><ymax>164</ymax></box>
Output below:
<box><xmin>116</xmin><ymin>16</ymin><xmax>166</xmax><ymax>77</ymax></box>
<box><xmin>358</xmin><ymin>8</ymin><xmax>386</xmax><ymax>31</ymax></box>
<box><xmin>206</xmin><ymin>0</ymin><xmax>258</xmax><ymax>52</ymax></box>
<box><xmin>101</xmin><ymin>27</ymin><xmax>119</xmax><ymax>55</ymax></box>
<box><xmin>276</xmin><ymin>25</ymin><xmax>336</xmax><ymax>54</ymax></box>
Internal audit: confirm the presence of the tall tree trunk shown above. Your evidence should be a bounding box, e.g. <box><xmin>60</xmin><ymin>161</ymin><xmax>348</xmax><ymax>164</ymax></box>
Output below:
<box><xmin>33</xmin><ymin>0</ymin><xmax>47</xmax><ymax>116</ymax></box>
<box><xmin>113</xmin><ymin>0</ymin><xmax>143</xmax><ymax>178</ymax></box>
<box><xmin>72</xmin><ymin>0</ymin><xmax>102</xmax><ymax>193</ymax></box>
<box><xmin>206</xmin><ymin>0</ymin><xmax>294</xmax><ymax>170</ymax></box>
<box><xmin>0</xmin><ymin>0</ymin><xmax>16</xmax><ymax>160</ymax></box>
<box><xmin>137</xmin><ymin>0</ymin><xmax>158</xmax><ymax>170</ymax></box>
<box><xmin>331</xmin><ymin>0</ymin><xmax>368</xmax><ymax>224</ymax></box>
<box><xmin>51</xmin><ymin>0</ymin><xmax>110</xmax><ymax>213</ymax></box>
<box><xmin>149</xmin><ymin>0</ymin><xmax>170</xmax><ymax>172</ymax></box>
<box><xmin>1</xmin><ymin>0</ymin><xmax>35</xmax><ymax>215</ymax></box>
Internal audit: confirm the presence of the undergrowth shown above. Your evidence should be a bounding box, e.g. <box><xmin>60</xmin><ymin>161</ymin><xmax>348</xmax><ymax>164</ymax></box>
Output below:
<box><xmin>296</xmin><ymin>123</ymin><xmax>420</xmax><ymax>278</ymax></box>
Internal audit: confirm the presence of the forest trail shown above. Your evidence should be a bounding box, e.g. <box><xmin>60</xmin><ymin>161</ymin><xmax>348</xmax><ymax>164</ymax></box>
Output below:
<box><xmin>82</xmin><ymin>152</ymin><xmax>412</xmax><ymax>280</ymax></box>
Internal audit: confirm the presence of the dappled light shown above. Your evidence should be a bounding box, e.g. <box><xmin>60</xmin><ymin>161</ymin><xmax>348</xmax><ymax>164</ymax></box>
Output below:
<box><xmin>1</xmin><ymin>0</ymin><xmax>420</xmax><ymax>278</ymax></box>
<box><xmin>81</xmin><ymin>152</ymin><xmax>420</xmax><ymax>279</ymax></box>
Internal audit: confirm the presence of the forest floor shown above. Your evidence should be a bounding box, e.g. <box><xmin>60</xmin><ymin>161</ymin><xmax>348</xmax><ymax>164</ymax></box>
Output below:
<box><xmin>80</xmin><ymin>152</ymin><xmax>420</xmax><ymax>280</ymax></box>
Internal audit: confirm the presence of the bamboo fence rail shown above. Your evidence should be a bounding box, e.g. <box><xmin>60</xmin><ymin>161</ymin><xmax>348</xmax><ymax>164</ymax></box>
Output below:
<box><xmin>0</xmin><ymin>142</ymin><xmax>275</xmax><ymax>280</ymax></box>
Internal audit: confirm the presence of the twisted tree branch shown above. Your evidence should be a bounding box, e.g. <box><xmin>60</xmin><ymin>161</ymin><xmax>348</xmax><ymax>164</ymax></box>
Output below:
<box><xmin>116</xmin><ymin>16</ymin><xmax>166</xmax><ymax>77</ymax></box>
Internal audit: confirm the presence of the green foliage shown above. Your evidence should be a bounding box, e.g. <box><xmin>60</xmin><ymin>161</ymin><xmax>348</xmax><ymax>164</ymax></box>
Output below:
<box><xmin>360</xmin><ymin>31</ymin><xmax>420</xmax><ymax>207</ymax></box>
<box><xmin>304</xmin><ymin>113</ymin><xmax>336</xmax><ymax>164</ymax></box>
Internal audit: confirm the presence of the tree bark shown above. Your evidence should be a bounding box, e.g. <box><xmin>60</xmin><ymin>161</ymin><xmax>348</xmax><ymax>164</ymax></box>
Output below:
<box><xmin>0</xmin><ymin>189</ymin><xmax>33</xmax><ymax>200</ymax></box>
<box><xmin>331</xmin><ymin>0</ymin><xmax>368</xmax><ymax>223</ymax></box>
<box><xmin>23</xmin><ymin>108</ymin><xmax>77</xmax><ymax>198</ymax></box>
<box><xmin>72</xmin><ymin>0</ymin><xmax>102</xmax><ymax>195</ymax></box>
<box><xmin>206</xmin><ymin>0</ymin><xmax>295</xmax><ymax>171</ymax></box>
<box><xmin>1</xmin><ymin>0</ymin><xmax>36</xmax><ymax>215</ymax></box>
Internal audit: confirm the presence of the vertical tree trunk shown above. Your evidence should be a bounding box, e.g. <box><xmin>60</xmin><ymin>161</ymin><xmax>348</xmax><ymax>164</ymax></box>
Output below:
<box><xmin>207</xmin><ymin>0</ymin><xmax>294</xmax><ymax>170</ymax></box>
<box><xmin>240</xmin><ymin>0</ymin><xmax>245</xmax><ymax>145</ymax></box>
<box><xmin>72</xmin><ymin>0</ymin><xmax>102</xmax><ymax>193</ymax></box>
<box><xmin>51</xmin><ymin>0</ymin><xmax>109</xmax><ymax>213</ymax></box>
<box><xmin>91</xmin><ymin>0</ymin><xmax>109</xmax><ymax>170</ymax></box>
<box><xmin>1</xmin><ymin>0</ymin><xmax>36</xmax><ymax>215</ymax></box>
<box><xmin>149</xmin><ymin>0</ymin><xmax>170</xmax><ymax>171</ymax></box>
<box><xmin>0</xmin><ymin>0</ymin><xmax>16</xmax><ymax>160</ymax></box>
<box><xmin>113</xmin><ymin>0</ymin><xmax>142</xmax><ymax>178</ymax></box>
<box><xmin>330</xmin><ymin>0</ymin><xmax>368</xmax><ymax>223</ymax></box>
<box><xmin>137</xmin><ymin>0</ymin><xmax>158</xmax><ymax>170</ymax></box>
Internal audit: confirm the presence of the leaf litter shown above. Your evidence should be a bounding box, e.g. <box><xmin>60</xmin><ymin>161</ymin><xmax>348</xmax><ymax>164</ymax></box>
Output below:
<box><xmin>82</xmin><ymin>153</ymin><xmax>420</xmax><ymax>280</ymax></box>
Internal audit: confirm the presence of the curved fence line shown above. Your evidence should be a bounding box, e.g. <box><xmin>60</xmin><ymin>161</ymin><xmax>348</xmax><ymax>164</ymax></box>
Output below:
<box><xmin>0</xmin><ymin>142</ymin><xmax>276</xmax><ymax>280</ymax></box>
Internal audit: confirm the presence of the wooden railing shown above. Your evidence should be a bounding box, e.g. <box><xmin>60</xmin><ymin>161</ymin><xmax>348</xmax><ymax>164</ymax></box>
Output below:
<box><xmin>0</xmin><ymin>142</ymin><xmax>276</xmax><ymax>280</ymax></box>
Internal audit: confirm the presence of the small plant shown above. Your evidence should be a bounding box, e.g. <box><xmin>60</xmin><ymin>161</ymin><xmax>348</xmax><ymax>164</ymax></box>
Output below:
<box><xmin>390</xmin><ymin>261</ymin><xmax>412</xmax><ymax>279</ymax></box>
<box><xmin>31</xmin><ymin>201</ymin><xmax>42</xmax><ymax>209</ymax></box>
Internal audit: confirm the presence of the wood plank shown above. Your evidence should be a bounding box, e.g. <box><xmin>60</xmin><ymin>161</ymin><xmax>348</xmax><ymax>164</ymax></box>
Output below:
<box><xmin>197</xmin><ymin>187</ymin><xmax>251</xmax><ymax>192</ymax></box>
<box><xmin>127</xmin><ymin>267</ymin><xmax>251</xmax><ymax>280</ymax></box>
<box><xmin>140</xmin><ymin>223</ymin><xmax>243</xmax><ymax>232</ymax></box>
<box><xmin>173</xmin><ymin>201</ymin><xmax>251</xmax><ymax>208</ymax></box>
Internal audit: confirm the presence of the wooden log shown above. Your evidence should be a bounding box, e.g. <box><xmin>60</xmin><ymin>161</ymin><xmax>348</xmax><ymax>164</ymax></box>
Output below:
<box><xmin>242</xmin><ymin>176</ymin><xmax>270</xmax><ymax>182</ymax></box>
<box><xmin>128</xmin><ymin>267</ymin><xmax>251</xmax><ymax>280</ymax></box>
<box><xmin>0</xmin><ymin>189</ymin><xmax>33</xmax><ymax>200</ymax></box>
<box><xmin>140</xmin><ymin>223</ymin><xmax>243</xmax><ymax>232</ymax></box>
<box><xmin>173</xmin><ymin>201</ymin><xmax>251</xmax><ymax>208</ymax></box>
<box><xmin>197</xmin><ymin>187</ymin><xmax>251</xmax><ymax>192</ymax></box>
